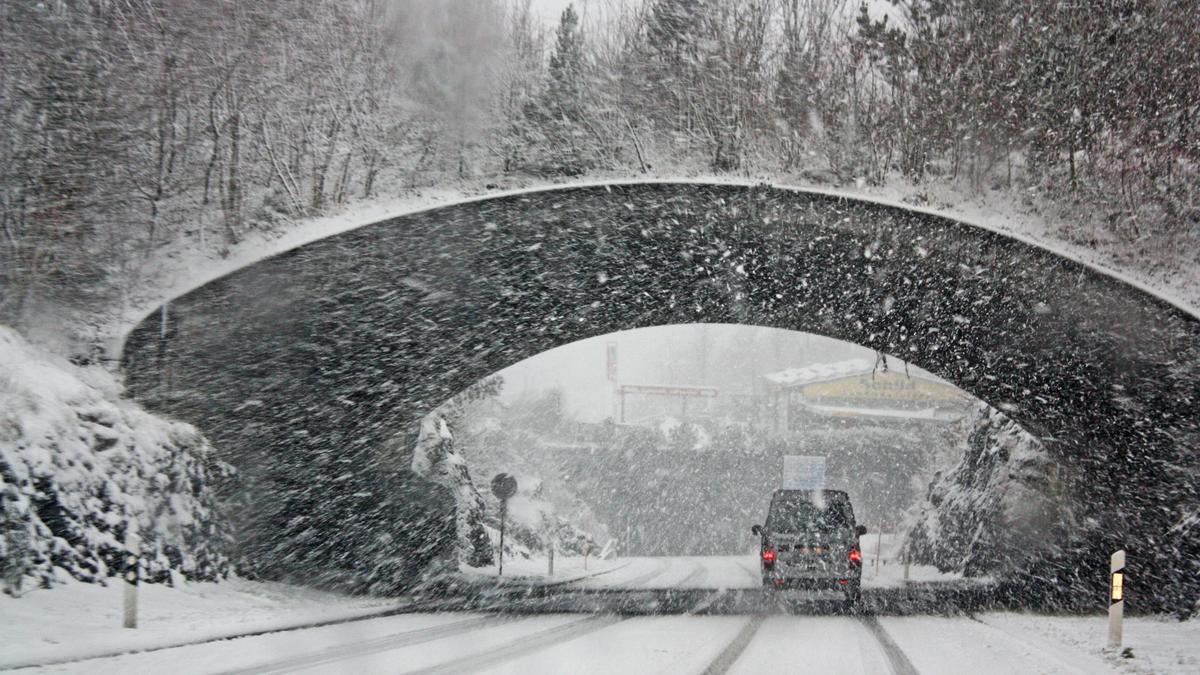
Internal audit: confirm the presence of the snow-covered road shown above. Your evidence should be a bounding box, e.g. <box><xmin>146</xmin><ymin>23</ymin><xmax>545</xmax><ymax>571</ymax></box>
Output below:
<box><xmin>9</xmin><ymin>557</ymin><xmax>1194</xmax><ymax>674</ymax></box>
<box><xmin>19</xmin><ymin>608</ymin><xmax>1183</xmax><ymax>674</ymax></box>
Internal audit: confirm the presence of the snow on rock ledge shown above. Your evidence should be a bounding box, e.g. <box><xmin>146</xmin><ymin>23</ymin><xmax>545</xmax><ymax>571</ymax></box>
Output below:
<box><xmin>0</xmin><ymin>326</ymin><xmax>232</xmax><ymax>593</ymax></box>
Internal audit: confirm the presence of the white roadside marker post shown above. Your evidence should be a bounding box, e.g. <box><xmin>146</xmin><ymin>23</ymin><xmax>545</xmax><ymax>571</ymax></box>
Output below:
<box><xmin>1108</xmin><ymin>549</ymin><xmax>1125</xmax><ymax>650</ymax></box>
<box><xmin>123</xmin><ymin>529</ymin><xmax>141</xmax><ymax>629</ymax></box>
<box><xmin>543</xmin><ymin>515</ymin><xmax>555</xmax><ymax>577</ymax></box>
<box><xmin>874</xmin><ymin>526</ymin><xmax>883</xmax><ymax>576</ymax></box>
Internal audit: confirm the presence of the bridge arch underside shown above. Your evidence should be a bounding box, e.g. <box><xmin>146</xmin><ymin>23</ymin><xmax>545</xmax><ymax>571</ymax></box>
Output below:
<box><xmin>123</xmin><ymin>183</ymin><xmax>1199</xmax><ymax>606</ymax></box>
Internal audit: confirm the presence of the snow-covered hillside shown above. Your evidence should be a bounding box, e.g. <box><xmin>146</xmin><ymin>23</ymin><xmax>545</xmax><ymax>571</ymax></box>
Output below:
<box><xmin>0</xmin><ymin>327</ymin><xmax>232</xmax><ymax>593</ymax></box>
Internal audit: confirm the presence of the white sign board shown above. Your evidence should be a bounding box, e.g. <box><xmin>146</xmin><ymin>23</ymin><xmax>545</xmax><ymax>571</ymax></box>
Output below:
<box><xmin>783</xmin><ymin>455</ymin><xmax>826</xmax><ymax>490</ymax></box>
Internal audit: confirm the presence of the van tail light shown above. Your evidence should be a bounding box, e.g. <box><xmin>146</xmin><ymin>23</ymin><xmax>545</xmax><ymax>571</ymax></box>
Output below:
<box><xmin>762</xmin><ymin>548</ymin><xmax>776</xmax><ymax>563</ymax></box>
<box><xmin>848</xmin><ymin>548</ymin><xmax>862</xmax><ymax>564</ymax></box>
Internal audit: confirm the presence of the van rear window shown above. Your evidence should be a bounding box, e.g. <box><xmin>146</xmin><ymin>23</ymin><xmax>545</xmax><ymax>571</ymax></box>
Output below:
<box><xmin>767</xmin><ymin>499</ymin><xmax>852</xmax><ymax>534</ymax></box>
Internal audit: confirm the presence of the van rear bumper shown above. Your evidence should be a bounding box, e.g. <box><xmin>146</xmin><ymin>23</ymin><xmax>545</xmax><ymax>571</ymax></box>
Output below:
<box><xmin>765</xmin><ymin>577</ymin><xmax>857</xmax><ymax>590</ymax></box>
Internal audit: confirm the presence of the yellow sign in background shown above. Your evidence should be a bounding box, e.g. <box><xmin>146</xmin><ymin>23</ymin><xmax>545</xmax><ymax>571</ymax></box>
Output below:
<box><xmin>799</xmin><ymin>371</ymin><xmax>970</xmax><ymax>404</ymax></box>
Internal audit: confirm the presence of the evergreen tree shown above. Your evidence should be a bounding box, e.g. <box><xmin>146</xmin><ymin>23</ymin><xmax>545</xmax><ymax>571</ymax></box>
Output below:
<box><xmin>525</xmin><ymin>4</ymin><xmax>592</xmax><ymax>176</ymax></box>
<box><xmin>646</xmin><ymin>0</ymin><xmax>708</xmax><ymax>66</ymax></box>
<box><xmin>544</xmin><ymin>4</ymin><xmax>585</xmax><ymax>123</ymax></box>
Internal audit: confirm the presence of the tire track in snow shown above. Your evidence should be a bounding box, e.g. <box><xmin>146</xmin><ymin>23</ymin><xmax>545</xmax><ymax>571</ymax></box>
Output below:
<box><xmin>409</xmin><ymin>614</ymin><xmax>628</xmax><ymax>674</ymax></box>
<box><xmin>682</xmin><ymin>557</ymin><xmax>759</xmax><ymax>614</ymax></box>
<box><xmin>857</xmin><ymin>614</ymin><xmax>920</xmax><ymax>675</ymax></box>
<box><xmin>222</xmin><ymin>614</ymin><xmax>522</xmax><ymax>675</ymax></box>
<box><xmin>569</xmin><ymin>557</ymin><xmax>670</xmax><ymax>590</ymax></box>
<box><xmin>732</xmin><ymin>557</ymin><xmax>761</xmax><ymax>585</ymax></box>
<box><xmin>700</xmin><ymin>615</ymin><xmax>765</xmax><ymax>675</ymax></box>
<box><xmin>676</xmin><ymin>558</ymin><xmax>709</xmax><ymax>589</ymax></box>
<box><xmin>632</xmin><ymin>557</ymin><xmax>688</xmax><ymax>589</ymax></box>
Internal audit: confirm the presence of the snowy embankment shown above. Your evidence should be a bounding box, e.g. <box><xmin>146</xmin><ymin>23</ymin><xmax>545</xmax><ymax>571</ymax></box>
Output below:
<box><xmin>0</xmin><ymin>327</ymin><xmax>231</xmax><ymax>591</ymax></box>
<box><xmin>109</xmin><ymin>173</ymin><xmax>1199</xmax><ymax>356</ymax></box>
<box><xmin>0</xmin><ymin>576</ymin><xmax>404</xmax><ymax>670</ymax></box>
<box><xmin>882</xmin><ymin>612</ymin><xmax>1200</xmax><ymax>675</ymax></box>
<box><xmin>969</xmin><ymin>613</ymin><xmax>1199</xmax><ymax>675</ymax></box>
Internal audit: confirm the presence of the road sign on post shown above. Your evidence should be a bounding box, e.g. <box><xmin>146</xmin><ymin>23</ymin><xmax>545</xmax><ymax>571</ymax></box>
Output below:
<box><xmin>1108</xmin><ymin>549</ymin><xmax>1125</xmax><ymax>649</ymax></box>
<box><xmin>616</xmin><ymin>384</ymin><xmax>718</xmax><ymax>424</ymax></box>
<box><xmin>782</xmin><ymin>455</ymin><xmax>826</xmax><ymax>490</ymax></box>
<box><xmin>491</xmin><ymin>473</ymin><xmax>518</xmax><ymax>577</ymax></box>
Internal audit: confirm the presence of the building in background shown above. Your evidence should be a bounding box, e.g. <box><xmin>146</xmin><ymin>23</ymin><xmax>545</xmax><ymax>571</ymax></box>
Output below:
<box><xmin>759</xmin><ymin>358</ymin><xmax>973</xmax><ymax>434</ymax></box>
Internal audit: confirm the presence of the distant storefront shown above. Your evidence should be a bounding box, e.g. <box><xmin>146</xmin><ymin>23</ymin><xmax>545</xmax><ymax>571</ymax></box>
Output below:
<box><xmin>760</xmin><ymin>358</ymin><xmax>973</xmax><ymax>433</ymax></box>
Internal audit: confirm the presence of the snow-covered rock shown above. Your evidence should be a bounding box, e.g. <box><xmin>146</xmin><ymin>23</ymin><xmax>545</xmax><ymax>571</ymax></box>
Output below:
<box><xmin>904</xmin><ymin>405</ymin><xmax>1075</xmax><ymax>577</ymax></box>
<box><xmin>411</xmin><ymin>414</ymin><xmax>493</xmax><ymax>568</ymax></box>
<box><xmin>0</xmin><ymin>326</ymin><xmax>232</xmax><ymax>593</ymax></box>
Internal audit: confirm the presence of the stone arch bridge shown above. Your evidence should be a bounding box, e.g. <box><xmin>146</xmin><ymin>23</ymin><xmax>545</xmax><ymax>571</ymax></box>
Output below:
<box><xmin>122</xmin><ymin>182</ymin><xmax>1198</xmax><ymax>604</ymax></box>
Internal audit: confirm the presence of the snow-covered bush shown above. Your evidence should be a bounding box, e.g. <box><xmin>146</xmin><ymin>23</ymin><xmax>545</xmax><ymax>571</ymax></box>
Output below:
<box><xmin>0</xmin><ymin>327</ymin><xmax>232</xmax><ymax>593</ymax></box>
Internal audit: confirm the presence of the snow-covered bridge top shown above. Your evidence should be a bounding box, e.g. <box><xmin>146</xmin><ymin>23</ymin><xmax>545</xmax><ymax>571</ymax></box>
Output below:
<box><xmin>115</xmin><ymin>177</ymin><xmax>1198</xmax><ymax>357</ymax></box>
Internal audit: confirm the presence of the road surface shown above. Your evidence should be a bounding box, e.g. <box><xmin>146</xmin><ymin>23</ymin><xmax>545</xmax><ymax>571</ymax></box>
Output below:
<box><xmin>12</xmin><ymin>556</ymin><xmax>1128</xmax><ymax>674</ymax></box>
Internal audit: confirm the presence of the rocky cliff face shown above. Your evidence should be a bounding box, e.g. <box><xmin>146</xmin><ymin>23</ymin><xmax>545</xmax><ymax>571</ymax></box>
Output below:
<box><xmin>905</xmin><ymin>405</ymin><xmax>1077</xmax><ymax>578</ymax></box>
<box><xmin>411</xmin><ymin>414</ymin><xmax>493</xmax><ymax>569</ymax></box>
<box><xmin>907</xmin><ymin>403</ymin><xmax>1200</xmax><ymax>615</ymax></box>
<box><xmin>0</xmin><ymin>327</ymin><xmax>232</xmax><ymax>594</ymax></box>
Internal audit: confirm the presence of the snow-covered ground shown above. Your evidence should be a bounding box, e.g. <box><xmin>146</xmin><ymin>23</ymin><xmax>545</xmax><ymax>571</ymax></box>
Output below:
<box><xmin>4</xmin><ymin>555</ymin><xmax>1194</xmax><ymax>674</ymax></box>
<box><xmin>882</xmin><ymin>613</ymin><xmax>1199</xmax><ymax>675</ymax></box>
<box><xmin>0</xmin><ymin>577</ymin><xmax>404</xmax><ymax>670</ymax></box>
<box><xmin>11</xmin><ymin>599</ymin><xmax>1194</xmax><ymax>674</ymax></box>
<box><xmin>977</xmin><ymin>612</ymin><xmax>1200</xmax><ymax>675</ymax></box>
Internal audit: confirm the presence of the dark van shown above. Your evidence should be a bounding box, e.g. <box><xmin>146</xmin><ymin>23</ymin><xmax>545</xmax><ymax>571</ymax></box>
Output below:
<box><xmin>751</xmin><ymin>489</ymin><xmax>867</xmax><ymax>604</ymax></box>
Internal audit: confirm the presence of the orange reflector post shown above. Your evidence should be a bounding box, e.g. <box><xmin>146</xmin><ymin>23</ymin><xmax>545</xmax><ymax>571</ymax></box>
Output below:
<box><xmin>1108</xmin><ymin>550</ymin><xmax>1126</xmax><ymax>650</ymax></box>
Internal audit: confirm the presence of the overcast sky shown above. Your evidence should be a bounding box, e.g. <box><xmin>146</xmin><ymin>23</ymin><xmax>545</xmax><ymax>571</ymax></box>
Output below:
<box><xmin>530</xmin><ymin>0</ymin><xmax>596</xmax><ymax>23</ymax></box>
<box><xmin>529</xmin><ymin>0</ymin><xmax>576</xmax><ymax>22</ymax></box>
<box><xmin>528</xmin><ymin>0</ymin><xmax>639</xmax><ymax>27</ymax></box>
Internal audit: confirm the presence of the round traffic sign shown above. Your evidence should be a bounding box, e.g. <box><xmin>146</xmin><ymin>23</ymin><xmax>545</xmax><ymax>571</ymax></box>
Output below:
<box><xmin>491</xmin><ymin>473</ymin><xmax>518</xmax><ymax>500</ymax></box>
